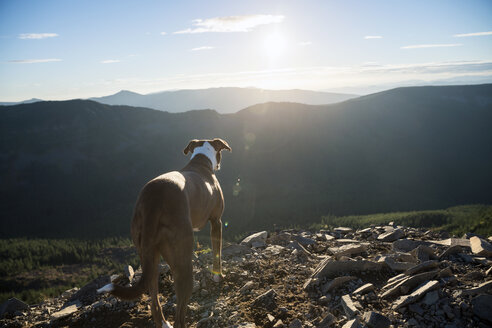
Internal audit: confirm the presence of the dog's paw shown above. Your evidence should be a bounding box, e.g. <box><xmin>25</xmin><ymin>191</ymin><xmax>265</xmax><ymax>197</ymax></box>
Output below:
<box><xmin>96</xmin><ymin>283</ymin><xmax>114</xmax><ymax>294</ymax></box>
<box><xmin>162</xmin><ymin>320</ymin><xmax>173</xmax><ymax>328</ymax></box>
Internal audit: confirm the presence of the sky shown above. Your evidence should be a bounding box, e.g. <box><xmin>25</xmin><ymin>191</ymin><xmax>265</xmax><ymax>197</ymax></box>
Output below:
<box><xmin>0</xmin><ymin>0</ymin><xmax>491</xmax><ymax>101</ymax></box>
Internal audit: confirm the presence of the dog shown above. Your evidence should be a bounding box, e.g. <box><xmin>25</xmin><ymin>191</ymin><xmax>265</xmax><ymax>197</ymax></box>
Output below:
<box><xmin>97</xmin><ymin>138</ymin><xmax>231</xmax><ymax>328</ymax></box>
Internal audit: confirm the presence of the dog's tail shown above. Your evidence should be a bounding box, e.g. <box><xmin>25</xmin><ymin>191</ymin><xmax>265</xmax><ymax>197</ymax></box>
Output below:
<box><xmin>98</xmin><ymin>249</ymin><xmax>157</xmax><ymax>300</ymax></box>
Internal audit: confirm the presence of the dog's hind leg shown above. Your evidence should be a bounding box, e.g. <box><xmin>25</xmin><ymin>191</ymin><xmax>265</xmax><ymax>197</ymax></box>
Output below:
<box><xmin>144</xmin><ymin>249</ymin><xmax>169</xmax><ymax>328</ymax></box>
<box><xmin>173</xmin><ymin>236</ymin><xmax>193</xmax><ymax>328</ymax></box>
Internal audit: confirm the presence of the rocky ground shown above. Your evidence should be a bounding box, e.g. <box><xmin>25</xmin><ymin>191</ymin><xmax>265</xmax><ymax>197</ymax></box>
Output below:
<box><xmin>1</xmin><ymin>224</ymin><xmax>491</xmax><ymax>328</ymax></box>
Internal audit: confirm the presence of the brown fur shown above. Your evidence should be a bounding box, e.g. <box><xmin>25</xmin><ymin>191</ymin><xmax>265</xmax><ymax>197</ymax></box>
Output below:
<box><xmin>110</xmin><ymin>138</ymin><xmax>231</xmax><ymax>328</ymax></box>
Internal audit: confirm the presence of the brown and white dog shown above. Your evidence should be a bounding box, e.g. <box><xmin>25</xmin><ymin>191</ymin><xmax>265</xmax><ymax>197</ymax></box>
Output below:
<box><xmin>97</xmin><ymin>138</ymin><xmax>231</xmax><ymax>328</ymax></box>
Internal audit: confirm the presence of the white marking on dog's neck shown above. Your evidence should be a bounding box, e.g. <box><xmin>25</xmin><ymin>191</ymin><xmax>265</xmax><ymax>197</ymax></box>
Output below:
<box><xmin>191</xmin><ymin>141</ymin><xmax>218</xmax><ymax>170</ymax></box>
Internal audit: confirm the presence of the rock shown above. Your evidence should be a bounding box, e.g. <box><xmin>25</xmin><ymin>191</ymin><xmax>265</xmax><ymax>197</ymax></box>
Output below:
<box><xmin>341</xmin><ymin>294</ymin><xmax>359</xmax><ymax>318</ymax></box>
<box><xmin>222</xmin><ymin>244</ymin><xmax>252</xmax><ymax>257</ymax></box>
<box><xmin>405</xmin><ymin>260</ymin><xmax>439</xmax><ymax>275</ymax></box>
<box><xmin>377</xmin><ymin>229</ymin><xmax>404</xmax><ymax>242</ymax></box>
<box><xmin>422</xmin><ymin>290</ymin><xmax>439</xmax><ymax>305</ymax></box>
<box><xmin>381</xmin><ymin>270</ymin><xmax>437</xmax><ymax>299</ymax></box>
<box><xmin>353</xmin><ymin>283</ymin><xmax>375</xmax><ymax>295</ymax></box>
<box><xmin>342</xmin><ymin>318</ymin><xmax>360</xmax><ymax>328</ymax></box>
<box><xmin>393</xmin><ymin>280</ymin><xmax>440</xmax><ymax>309</ymax></box>
<box><xmin>328</xmin><ymin>243</ymin><xmax>367</xmax><ymax>258</ymax></box>
<box><xmin>265</xmin><ymin>245</ymin><xmax>285</xmax><ymax>255</ymax></box>
<box><xmin>0</xmin><ymin>298</ymin><xmax>29</xmax><ymax>318</ymax></box>
<box><xmin>319</xmin><ymin>313</ymin><xmax>335</xmax><ymax>327</ymax></box>
<box><xmin>383</xmin><ymin>257</ymin><xmax>414</xmax><ymax>272</ymax></box>
<box><xmin>289</xmin><ymin>318</ymin><xmax>303</xmax><ymax>328</ymax></box>
<box><xmin>51</xmin><ymin>304</ymin><xmax>78</xmax><ymax>320</ymax></box>
<box><xmin>293</xmin><ymin>235</ymin><xmax>316</xmax><ymax>246</ymax></box>
<box><xmin>311</xmin><ymin>259</ymin><xmax>384</xmax><ymax>279</ymax></box>
<box><xmin>61</xmin><ymin>287</ymin><xmax>79</xmax><ymax>299</ymax></box>
<box><xmin>410</xmin><ymin>245</ymin><xmax>436</xmax><ymax>262</ymax></box>
<box><xmin>241</xmin><ymin>231</ymin><xmax>268</xmax><ymax>247</ymax></box>
<box><xmin>69</xmin><ymin>275</ymin><xmax>111</xmax><ymax>306</ymax></box>
<box><xmin>460</xmin><ymin>280</ymin><xmax>492</xmax><ymax>296</ymax></box>
<box><xmin>334</xmin><ymin>227</ymin><xmax>353</xmax><ymax>234</ymax></box>
<box><xmin>362</xmin><ymin>311</ymin><xmax>390</xmax><ymax>328</ymax></box>
<box><xmin>471</xmin><ymin>294</ymin><xmax>492</xmax><ymax>324</ymax></box>
<box><xmin>470</xmin><ymin>236</ymin><xmax>492</xmax><ymax>257</ymax></box>
<box><xmin>392</xmin><ymin>239</ymin><xmax>430</xmax><ymax>252</ymax></box>
<box><xmin>240</xmin><ymin>281</ymin><xmax>255</xmax><ymax>294</ymax></box>
<box><xmin>251</xmin><ymin>289</ymin><xmax>277</xmax><ymax>311</ymax></box>
<box><xmin>322</xmin><ymin>276</ymin><xmax>356</xmax><ymax>293</ymax></box>
<box><xmin>229</xmin><ymin>324</ymin><xmax>256</xmax><ymax>328</ymax></box>
<box><xmin>429</xmin><ymin>238</ymin><xmax>471</xmax><ymax>248</ymax></box>
<box><xmin>439</xmin><ymin>245</ymin><xmax>462</xmax><ymax>260</ymax></box>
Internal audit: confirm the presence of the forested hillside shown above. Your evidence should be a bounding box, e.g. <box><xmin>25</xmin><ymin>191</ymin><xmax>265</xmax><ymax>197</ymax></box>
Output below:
<box><xmin>1</xmin><ymin>84</ymin><xmax>491</xmax><ymax>239</ymax></box>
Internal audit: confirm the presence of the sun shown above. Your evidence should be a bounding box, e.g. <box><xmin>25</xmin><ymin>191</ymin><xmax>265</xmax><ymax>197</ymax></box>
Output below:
<box><xmin>263</xmin><ymin>32</ymin><xmax>287</xmax><ymax>59</ymax></box>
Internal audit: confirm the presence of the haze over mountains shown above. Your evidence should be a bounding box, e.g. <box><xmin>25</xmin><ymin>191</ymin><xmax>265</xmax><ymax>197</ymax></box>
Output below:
<box><xmin>1</xmin><ymin>84</ymin><xmax>491</xmax><ymax>239</ymax></box>
<box><xmin>89</xmin><ymin>87</ymin><xmax>358</xmax><ymax>113</ymax></box>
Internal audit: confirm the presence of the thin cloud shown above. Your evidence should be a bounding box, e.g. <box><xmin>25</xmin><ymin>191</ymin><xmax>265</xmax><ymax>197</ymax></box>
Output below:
<box><xmin>298</xmin><ymin>41</ymin><xmax>312</xmax><ymax>46</ymax></box>
<box><xmin>8</xmin><ymin>58</ymin><xmax>62</xmax><ymax>64</ymax></box>
<box><xmin>160</xmin><ymin>32</ymin><xmax>167</xmax><ymax>36</ymax></box>
<box><xmin>174</xmin><ymin>14</ymin><xmax>284</xmax><ymax>34</ymax></box>
<box><xmin>191</xmin><ymin>46</ymin><xmax>214</xmax><ymax>51</ymax></box>
<box><xmin>101</xmin><ymin>59</ymin><xmax>121</xmax><ymax>64</ymax></box>
<box><xmin>364</xmin><ymin>36</ymin><xmax>383</xmax><ymax>39</ymax></box>
<box><xmin>19</xmin><ymin>33</ymin><xmax>58</xmax><ymax>39</ymax></box>
<box><xmin>401</xmin><ymin>43</ymin><xmax>462</xmax><ymax>49</ymax></box>
<box><xmin>453</xmin><ymin>31</ymin><xmax>492</xmax><ymax>37</ymax></box>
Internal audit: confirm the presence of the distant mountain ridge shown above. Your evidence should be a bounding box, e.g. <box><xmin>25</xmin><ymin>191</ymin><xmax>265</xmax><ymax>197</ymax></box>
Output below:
<box><xmin>1</xmin><ymin>84</ymin><xmax>491</xmax><ymax>238</ymax></box>
<box><xmin>0</xmin><ymin>98</ymin><xmax>43</xmax><ymax>106</ymax></box>
<box><xmin>89</xmin><ymin>87</ymin><xmax>358</xmax><ymax>113</ymax></box>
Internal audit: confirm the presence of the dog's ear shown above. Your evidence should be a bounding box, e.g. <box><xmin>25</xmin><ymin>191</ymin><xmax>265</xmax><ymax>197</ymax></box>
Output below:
<box><xmin>210</xmin><ymin>138</ymin><xmax>232</xmax><ymax>152</ymax></box>
<box><xmin>183</xmin><ymin>139</ymin><xmax>201</xmax><ymax>155</ymax></box>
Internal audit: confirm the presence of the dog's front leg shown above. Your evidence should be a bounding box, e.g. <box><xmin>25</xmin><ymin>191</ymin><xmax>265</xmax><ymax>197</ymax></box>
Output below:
<box><xmin>210</xmin><ymin>218</ymin><xmax>223</xmax><ymax>282</ymax></box>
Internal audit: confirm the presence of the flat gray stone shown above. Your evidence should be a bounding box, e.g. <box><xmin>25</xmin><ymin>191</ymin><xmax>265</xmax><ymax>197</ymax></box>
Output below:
<box><xmin>405</xmin><ymin>260</ymin><xmax>439</xmax><ymax>276</ymax></box>
<box><xmin>383</xmin><ymin>257</ymin><xmax>414</xmax><ymax>272</ymax></box>
<box><xmin>329</xmin><ymin>243</ymin><xmax>367</xmax><ymax>258</ymax></box>
<box><xmin>353</xmin><ymin>283</ymin><xmax>375</xmax><ymax>295</ymax></box>
<box><xmin>312</xmin><ymin>259</ymin><xmax>384</xmax><ymax>279</ymax></box>
<box><xmin>342</xmin><ymin>318</ymin><xmax>360</xmax><ymax>328</ymax></box>
<box><xmin>377</xmin><ymin>229</ymin><xmax>404</xmax><ymax>242</ymax></box>
<box><xmin>393</xmin><ymin>280</ymin><xmax>440</xmax><ymax>309</ymax></box>
<box><xmin>241</xmin><ymin>231</ymin><xmax>268</xmax><ymax>247</ymax></box>
<box><xmin>362</xmin><ymin>311</ymin><xmax>390</xmax><ymax>328</ymax></box>
<box><xmin>222</xmin><ymin>244</ymin><xmax>252</xmax><ymax>257</ymax></box>
<box><xmin>382</xmin><ymin>270</ymin><xmax>437</xmax><ymax>299</ymax></box>
<box><xmin>392</xmin><ymin>239</ymin><xmax>430</xmax><ymax>252</ymax></box>
<box><xmin>470</xmin><ymin>236</ymin><xmax>492</xmax><ymax>257</ymax></box>
<box><xmin>461</xmin><ymin>280</ymin><xmax>492</xmax><ymax>296</ymax></box>
<box><xmin>341</xmin><ymin>294</ymin><xmax>359</xmax><ymax>318</ymax></box>
<box><xmin>51</xmin><ymin>304</ymin><xmax>78</xmax><ymax>320</ymax></box>
<box><xmin>322</xmin><ymin>276</ymin><xmax>356</xmax><ymax>293</ymax></box>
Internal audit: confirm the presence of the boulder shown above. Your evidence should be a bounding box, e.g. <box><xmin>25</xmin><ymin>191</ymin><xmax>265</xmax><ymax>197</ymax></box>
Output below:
<box><xmin>251</xmin><ymin>289</ymin><xmax>277</xmax><ymax>311</ymax></box>
<box><xmin>470</xmin><ymin>236</ymin><xmax>492</xmax><ymax>257</ymax></box>
<box><xmin>328</xmin><ymin>243</ymin><xmax>367</xmax><ymax>258</ymax></box>
<box><xmin>322</xmin><ymin>276</ymin><xmax>356</xmax><ymax>293</ymax></box>
<box><xmin>222</xmin><ymin>244</ymin><xmax>252</xmax><ymax>257</ymax></box>
<box><xmin>0</xmin><ymin>298</ymin><xmax>29</xmax><ymax>318</ymax></box>
<box><xmin>240</xmin><ymin>231</ymin><xmax>268</xmax><ymax>247</ymax></box>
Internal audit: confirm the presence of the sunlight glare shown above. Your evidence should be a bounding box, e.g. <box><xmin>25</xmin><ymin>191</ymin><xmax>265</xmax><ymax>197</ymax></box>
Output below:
<box><xmin>264</xmin><ymin>32</ymin><xmax>287</xmax><ymax>59</ymax></box>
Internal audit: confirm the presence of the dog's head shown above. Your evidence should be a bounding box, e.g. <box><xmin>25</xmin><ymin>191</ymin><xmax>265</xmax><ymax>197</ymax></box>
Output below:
<box><xmin>183</xmin><ymin>138</ymin><xmax>231</xmax><ymax>170</ymax></box>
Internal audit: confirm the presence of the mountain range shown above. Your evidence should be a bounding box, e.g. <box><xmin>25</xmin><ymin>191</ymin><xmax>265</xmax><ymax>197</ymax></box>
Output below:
<box><xmin>1</xmin><ymin>84</ymin><xmax>491</xmax><ymax>239</ymax></box>
<box><xmin>89</xmin><ymin>87</ymin><xmax>357</xmax><ymax>113</ymax></box>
